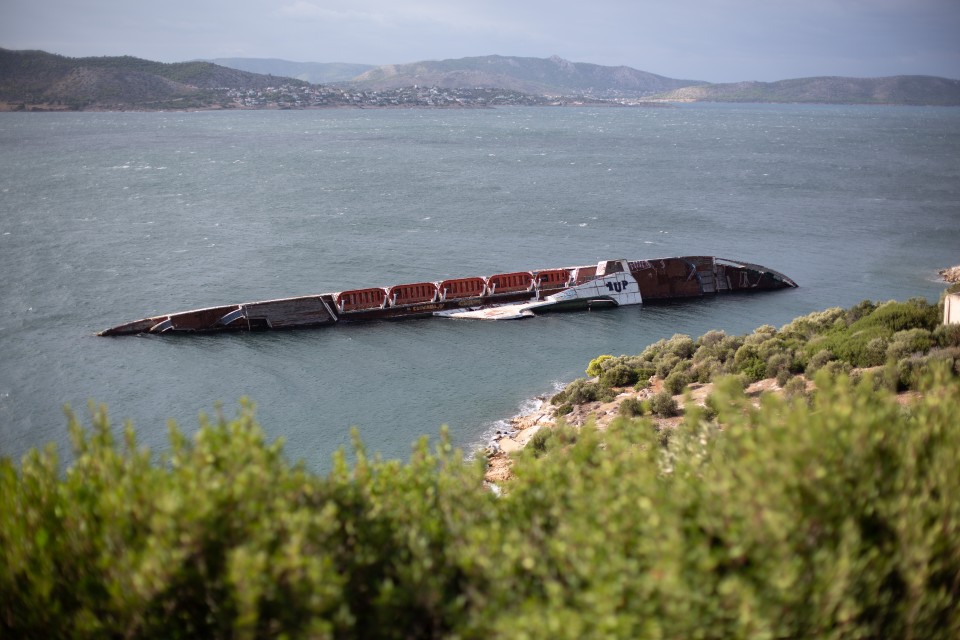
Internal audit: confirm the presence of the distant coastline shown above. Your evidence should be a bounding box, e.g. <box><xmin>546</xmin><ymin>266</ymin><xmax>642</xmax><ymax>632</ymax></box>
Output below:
<box><xmin>3</xmin><ymin>48</ymin><xmax>959</xmax><ymax>112</ymax></box>
<box><xmin>0</xmin><ymin>99</ymin><xmax>673</xmax><ymax>114</ymax></box>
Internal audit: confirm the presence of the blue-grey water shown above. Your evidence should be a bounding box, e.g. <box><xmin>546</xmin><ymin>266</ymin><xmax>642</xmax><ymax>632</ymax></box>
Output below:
<box><xmin>1</xmin><ymin>104</ymin><xmax>958</xmax><ymax>468</ymax></box>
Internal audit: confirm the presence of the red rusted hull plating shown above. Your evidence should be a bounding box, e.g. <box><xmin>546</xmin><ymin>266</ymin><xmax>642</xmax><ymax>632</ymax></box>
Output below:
<box><xmin>98</xmin><ymin>256</ymin><xmax>796</xmax><ymax>336</ymax></box>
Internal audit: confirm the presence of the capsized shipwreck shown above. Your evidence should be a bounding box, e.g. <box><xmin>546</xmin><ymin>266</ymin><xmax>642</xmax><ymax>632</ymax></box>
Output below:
<box><xmin>98</xmin><ymin>256</ymin><xmax>797</xmax><ymax>336</ymax></box>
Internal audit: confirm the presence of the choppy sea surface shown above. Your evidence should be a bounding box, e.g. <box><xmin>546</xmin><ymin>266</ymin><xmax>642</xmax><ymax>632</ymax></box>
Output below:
<box><xmin>1</xmin><ymin>104</ymin><xmax>958</xmax><ymax>468</ymax></box>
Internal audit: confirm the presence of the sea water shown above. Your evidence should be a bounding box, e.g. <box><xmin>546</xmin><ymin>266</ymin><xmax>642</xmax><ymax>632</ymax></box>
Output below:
<box><xmin>1</xmin><ymin>104</ymin><xmax>958</xmax><ymax>468</ymax></box>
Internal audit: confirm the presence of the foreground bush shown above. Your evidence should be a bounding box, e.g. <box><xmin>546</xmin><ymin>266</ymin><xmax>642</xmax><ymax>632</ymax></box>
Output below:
<box><xmin>3</xmin><ymin>370</ymin><xmax>960</xmax><ymax>638</ymax></box>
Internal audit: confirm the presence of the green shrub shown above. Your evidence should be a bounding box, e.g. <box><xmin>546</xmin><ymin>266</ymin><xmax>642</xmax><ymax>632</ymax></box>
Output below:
<box><xmin>717</xmin><ymin>335</ymin><xmax>745</xmax><ymax>362</ymax></box>
<box><xmin>895</xmin><ymin>355</ymin><xmax>927</xmax><ymax>391</ymax></box>
<box><xmin>650</xmin><ymin>390</ymin><xmax>679</xmax><ymax>417</ymax></box>
<box><xmin>638</xmin><ymin>337</ymin><xmax>673</xmax><ymax>362</ymax></box>
<box><xmin>599</xmin><ymin>363</ymin><xmax>639</xmax><ymax>388</ymax></box>
<box><xmin>522</xmin><ymin>423</ymin><xmax>585</xmax><ymax>464</ymax></box>
<box><xmin>733</xmin><ymin>344</ymin><xmax>767</xmax><ymax>381</ymax></box>
<box><xmin>690</xmin><ymin>355</ymin><xmax>721</xmax><ymax>383</ymax></box>
<box><xmin>819</xmin><ymin>359</ymin><xmax>854</xmax><ymax>379</ymax></box>
<box><xmin>529</xmin><ymin>427</ymin><xmax>553</xmax><ymax>456</ymax></box>
<box><xmin>744</xmin><ymin>324</ymin><xmax>777</xmax><ymax>345</ymax></box>
<box><xmin>553</xmin><ymin>378</ymin><xmax>601</xmax><ymax>405</ymax></box>
<box><xmin>684</xmin><ymin>396</ymin><xmax>718</xmax><ymax>423</ymax></box>
<box><xmin>3</xmin><ymin>368</ymin><xmax>960</xmax><ymax>639</ymax></box>
<box><xmin>806</xmin><ymin>348</ymin><xmax>835</xmax><ymax>374</ymax></box>
<box><xmin>805</xmin><ymin>325</ymin><xmax>883</xmax><ymax>367</ymax></box>
<box><xmin>755</xmin><ymin>336</ymin><xmax>788</xmax><ymax>362</ymax></box>
<box><xmin>897</xmin><ymin>348</ymin><xmax>960</xmax><ymax>389</ymax></box>
<box><xmin>779</xmin><ymin>306</ymin><xmax>846</xmax><ymax>339</ymax></box>
<box><xmin>934</xmin><ymin>323</ymin><xmax>960</xmax><ymax>348</ymax></box>
<box><xmin>765</xmin><ymin>352</ymin><xmax>793</xmax><ymax>380</ymax></box>
<box><xmin>655</xmin><ymin>354</ymin><xmax>681</xmax><ymax>378</ymax></box>
<box><xmin>864</xmin><ymin>336</ymin><xmax>889</xmax><ymax>366</ymax></box>
<box><xmin>775</xmin><ymin>367</ymin><xmax>793</xmax><ymax>388</ymax></box>
<box><xmin>930</xmin><ymin>346</ymin><xmax>960</xmax><ymax>372</ymax></box>
<box><xmin>845</xmin><ymin>299</ymin><xmax>878</xmax><ymax>324</ymax></box>
<box><xmin>794</xmin><ymin>299</ymin><xmax>939</xmax><ymax>370</ymax></box>
<box><xmin>663</xmin><ymin>333</ymin><xmax>696</xmax><ymax>359</ymax></box>
<box><xmin>851</xmin><ymin>298</ymin><xmax>940</xmax><ymax>334</ymax></box>
<box><xmin>618</xmin><ymin>396</ymin><xmax>645</xmax><ymax>417</ymax></box>
<box><xmin>663</xmin><ymin>370</ymin><xmax>690</xmax><ymax>395</ymax></box>
<box><xmin>0</xmin><ymin>405</ymin><xmax>493</xmax><ymax>638</ymax></box>
<box><xmin>696</xmin><ymin>329</ymin><xmax>726</xmax><ymax>350</ymax></box>
<box><xmin>585</xmin><ymin>354</ymin><xmax>614</xmax><ymax>377</ymax></box>
<box><xmin>634</xmin><ymin>364</ymin><xmax>657</xmax><ymax>381</ymax></box>
<box><xmin>5</xmin><ymin>298</ymin><xmax>960</xmax><ymax>640</ymax></box>
<box><xmin>782</xmin><ymin>375</ymin><xmax>808</xmax><ymax>400</ymax></box>
<box><xmin>597</xmin><ymin>386</ymin><xmax>618</xmax><ymax>404</ymax></box>
<box><xmin>886</xmin><ymin>328</ymin><xmax>935</xmax><ymax>361</ymax></box>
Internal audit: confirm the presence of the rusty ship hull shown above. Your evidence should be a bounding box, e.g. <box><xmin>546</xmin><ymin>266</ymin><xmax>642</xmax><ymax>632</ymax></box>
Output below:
<box><xmin>98</xmin><ymin>256</ymin><xmax>797</xmax><ymax>336</ymax></box>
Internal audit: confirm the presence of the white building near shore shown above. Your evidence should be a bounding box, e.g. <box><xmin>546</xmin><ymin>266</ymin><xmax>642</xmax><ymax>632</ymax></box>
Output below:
<box><xmin>944</xmin><ymin>293</ymin><xmax>960</xmax><ymax>325</ymax></box>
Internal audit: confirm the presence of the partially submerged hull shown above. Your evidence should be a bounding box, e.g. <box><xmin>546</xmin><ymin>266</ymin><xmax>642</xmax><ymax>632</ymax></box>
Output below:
<box><xmin>98</xmin><ymin>256</ymin><xmax>797</xmax><ymax>336</ymax></box>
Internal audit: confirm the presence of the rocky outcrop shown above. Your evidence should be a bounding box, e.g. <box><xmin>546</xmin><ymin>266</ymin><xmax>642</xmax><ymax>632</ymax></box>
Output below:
<box><xmin>939</xmin><ymin>265</ymin><xmax>960</xmax><ymax>283</ymax></box>
<box><xmin>483</xmin><ymin>377</ymin><xmax>809</xmax><ymax>485</ymax></box>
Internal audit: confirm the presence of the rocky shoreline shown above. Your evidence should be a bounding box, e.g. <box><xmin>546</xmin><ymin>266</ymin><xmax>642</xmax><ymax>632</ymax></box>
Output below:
<box><xmin>483</xmin><ymin>377</ymin><xmax>714</xmax><ymax>484</ymax></box>
<box><xmin>482</xmin><ymin>397</ymin><xmax>555</xmax><ymax>484</ymax></box>
<box><xmin>483</xmin><ymin>374</ymin><xmax>823</xmax><ymax>485</ymax></box>
<box><xmin>940</xmin><ymin>265</ymin><xmax>960</xmax><ymax>284</ymax></box>
<box><xmin>484</xmin><ymin>279</ymin><xmax>959</xmax><ymax>486</ymax></box>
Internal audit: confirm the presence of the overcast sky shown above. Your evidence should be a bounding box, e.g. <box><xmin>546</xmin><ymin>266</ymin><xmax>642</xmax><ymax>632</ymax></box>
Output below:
<box><xmin>2</xmin><ymin>0</ymin><xmax>959</xmax><ymax>83</ymax></box>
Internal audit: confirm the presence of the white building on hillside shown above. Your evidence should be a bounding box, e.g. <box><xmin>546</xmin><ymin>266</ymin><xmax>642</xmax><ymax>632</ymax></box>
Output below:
<box><xmin>944</xmin><ymin>293</ymin><xmax>960</xmax><ymax>325</ymax></box>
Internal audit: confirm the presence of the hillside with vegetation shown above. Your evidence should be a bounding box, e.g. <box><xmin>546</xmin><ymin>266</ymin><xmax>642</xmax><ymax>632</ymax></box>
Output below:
<box><xmin>0</xmin><ymin>49</ymin><xmax>568</xmax><ymax>111</ymax></box>
<box><xmin>549</xmin><ymin>296</ymin><xmax>957</xmax><ymax>418</ymax></box>
<box><xmin>350</xmin><ymin>54</ymin><xmax>703</xmax><ymax>98</ymax></box>
<box><xmin>4</xmin><ymin>49</ymin><xmax>959</xmax><ymax>109</ymax></box>
<box><xmin>654</xmin><ymin>75</ymin><xmax>960</xmax><ymax>105</ymax></box>
<box><xmin>2</xmin><ymin>294</ymin><xmax>959</xmax><ymax>638</ymax></box>
<box><xmin>208</xmin><ymin>58</ymin><xmax>375</xmax><ymax>84</ymax></box>
<box><xmin>0</xmin><ymin>48</ymin><xmax>311</xmax><ymax>111</ymax></box>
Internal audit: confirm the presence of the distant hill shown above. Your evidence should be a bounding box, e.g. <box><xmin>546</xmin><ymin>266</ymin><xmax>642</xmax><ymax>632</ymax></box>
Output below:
<box><xmin>4</xmin><ymin>49</ymin><xmax>959</xmax><ymax>110</ymax></box>
<box><xmin>654</xmin><ymin>76</ymin><xmax>960</xmax><ymax>106</ymax></box>
<box><xmin>208</xmin><ymin>58</ymin><xmax>375</xmax><ymax>84</ymax></box>
<box><xmin>350</xmin><ymin>55</ymin><xmax>704</xmax><ymax>97</ymax></box>
<box><xmin>0</xmin><ymin>48</ymin><xmax>309</xmax><ymax>110</ymax></box>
